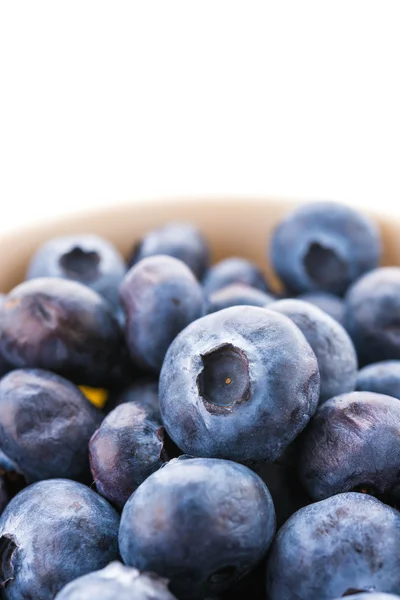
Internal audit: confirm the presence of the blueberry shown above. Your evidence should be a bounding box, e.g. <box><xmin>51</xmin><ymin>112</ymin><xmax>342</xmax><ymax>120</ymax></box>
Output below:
<box><xmin>55</xmin><ymin>562</ymin><xmax>178</xmax><ymax>600</ymax></box>
<box><xmin>160</xmin><ymin>306</ymin><xmax>319</xmax><ymax>462</ymax></box>
<box><xmin>205</xmin><ymin>283</ymin><xmax>275</xmax><ymax>314</ymax></box>
<box><xmin>357</xmin><ymin>361</ymin><xmax>400</xmax><ymax>399</ymax></box>
<box><xmin>120</xmin><ymin>256</ymin><xmax>203</xmax><ymax>373</ymax></box>
<box><xmin>297</xmin><ymin>291</ymin><xmax>345</xmax><ymax>325</ymax></box>
<box><xmin>105</xmin><ymin>379</ymin><xmax>160</xmax><ymax>419</ymax></box>
<box><xmin>119</xmin><ymin>456</ymin><xmax>276</xmax><ymax>599</ymax></box>
<box><xmin>129</xmin><ymin>222</ymin><xmax>210</xmax><ymax>280</ymax></box>
<box><xmin>90</xmin><ymin>401</ymin><xmax>167</xmax><ymax>509</ymax></box>
<box><xmin>345</xmin><ymin>267</ymin><xmax>400</xmax><ymax>365</ymax></box>
<box><xmin>0</xmin><ymin>278</ymin><xmax>123</xmax><ymax>386</ymax></box>
<box><xmin>266</xmin><ymin>492</ymin><xmax>400</xmax><ymax>600</ymax></box>
<box><xmin>269</xmin><ymin>299</ymin><xmax>357</xmax><ymax>403</ymax></box>
<box><xmin>0</xmin><ymin>477</ymin><xmax>9</xmax><ymax>515</ymax></box>
<box><xmin>0</xmin><ymin>369</ymin><xmax>102</xmax><ymax>484</ymax></box>
<box><xmin>0</xmin><ymin>295</ymin><xmax>11</xmax><ymax>378</ymax></box>
<box><xmin>299</xmin><ymin>391</ymin><xmax>400</xmax><ymax>505</ymax></box>
<box><xmin>27</xmin><ymin>235</ymin><xmax>126</xmax><ymax>316</ymax></box>
<box><xmin>271</xmin><ymin>202</ymin><xmax>381</xmax><ymax>295</ymax></box>
<box><xmin>0</xmin><ymin>479</ymin><xmax>120</xmax><ymax>600</ymax></box>
<box><xmin>203</xmin><ymin>257</ymin><xmax>270</xmax><ymax>295</ymax></box>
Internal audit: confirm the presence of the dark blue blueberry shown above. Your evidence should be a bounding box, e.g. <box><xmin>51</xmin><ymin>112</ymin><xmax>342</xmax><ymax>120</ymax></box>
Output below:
<box><xmin>26</xmin><ymin>235</ymin><xmax>126</xmax><ymax>317</ymax></box>
<box><xmin>160</xmin><ymin>306</ymin><xmax>319</xmax><ymax>462</ymax></box>
<box><xmin>203</xmin><ymin>257</ymin><xmax>270</xmax><ymax>295</ymax></box>
<box><xmin>120</xmin><ymin>256</ymin><xmax>203</xmax><ymax>373</ymax></box>
<box><xmin>0</xmin><ymin>477</ymin><xmax>9</xmax><ymax>516</ymax></box>
<box><xmin>345</xmin><ymin>267</ymin><xmax>400</xmax><ymax>365</ymax></box>
<box><xmin>119</xmin><ymin>456</ymin><xmax>276</xmax><ymax>599</ymax></box>
<box><xmin>266</xmin><ymin>492</ymin><xmax>400</xmax><ymax>600</ymax></box>
<box><xmin>0</xmin><ymin>369</ymin><xmax>102</xmax><ymax>483</ymax></box>
<box><xmin>55</xmin><ymin>562</ymin><xmax>178</xmax><ymax>600</ymax></box>
<box><xmin>297</xmin><ymin>291</ymin><xmax>345</xmax><ymax>325</ymax></box>
<box><xmin>299</xmin><ymin>391</ymin><xmax>400</xmax><ymax>505</ymax></box>
<box><xmin>90</xmin><ymin>401</ymin><xmax>167</xmax><ymax>509</ymax></box>
<box><xmin>269</xmin><ymin>299</ymin><xmax>357</xmax><ymax>403</ymax></box>
<box><xmin>357</xmin><ymin>360</ymin><xmax>400</xmax><ymax>399</ymax></box>
<box><xmin>129</xmin><ymin>222</ymin><xmax>210</xmax><ymax>280</ymax></box>
<box><xmin>105</xmin><ymin>379</ymin><xmax>160</xmax><ymax>419</ymax></box>
<box><xmin>0</xmin><ymin>479</ymin><xmax>120</xmax><ymax>600</ymax></box>
<box><xmin>271</xmin><ymin>202</ymin><xmax>381</xmax><ymax>295</ymax></box>
<box><xmin>0</xmin><ymin>278</ymin><xmax>123</xmax><ymax>386</ymax></box>
<box><xmin>205</xmin><ymin>283</ymin><xmax>274</xmax><ymax>314</ymax></box>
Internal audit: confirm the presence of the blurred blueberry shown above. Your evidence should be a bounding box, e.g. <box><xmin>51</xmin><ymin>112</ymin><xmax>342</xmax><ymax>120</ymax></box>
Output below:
<box><xmin>266</xmin><ymin>492</ymin><xmax>400</xmax><ymax>600</ymax></box>
<box><xmin>26</xmin><ymin>234</ymin><xmax>126</xmax><ymax>317</ymax></box>
<box><xmin>345</xmin><ymin>267</ymin><xmax>400</xmax><ymax>365</ymax></box>
<box><xmin>119</xmin><ymin>456</ymin><xmax>276</xmax><ymax>599</ymax></box>
<box><xmin>357</xmin><ymin>360</ymin><xmax>400</xmax><ymax>399</ymax></box>
<box><xmin>120</xmin><ymin>256</ymin><xmax>203</xmax><ymax>373</ymax></box>
<box><xmin>90</xmin><ymin>401</ymin><xmax>167</xmax><ymax>509</ymax></box>
<box><xmin>269</xmin><ymin>299</ymin><xmax>357</xmax><ymax>403</ymax></box>
<box><xmin>0</xmin><ymin>479</ymin><xmax>120</xmax><ymax>600</ymax></box>
<box><xmin>129</xmin><ymin>222</ymin><xmax>210</xmax><ymax>280</ymax></box>
<box><xmin>271</xmin><ymin>201</ymin><xmax>381</xmax><ymax>295</ymax></box>
<box><xmin>0</xmin><ymin>369</ymin><xmax>102</xmax><ymax>484</ymax></box>
<box><xmin>299</xmin><ymin>391</ymin><xmax>400</xmax><ymax>505</ymax></box>
<box><xmin>0</xmin><ymin>477</ymin><xmax>9</xmax><ymax>515</ymax></box>
<box><xmin>160</xmin><ymin>306</ymin><xmax>319</xmax><ymax>462</ymax></box>
<box><xmin>0</xmin><ymin>294</ymin><xmax>11</xmax><ymax>378</ymax></box>
<box><xmin>0</xmin><ymin>278</ymin><xmax>123</xmax><ymax>386</ymax></box>
<box><xmin>203</xmin><ymin>257</ymin><xmax>271</xmax><ymax>295</ymax></box>
<box><xmin>105</xmin><ymin>379</ymin><xmax>160</xmax><ymax>418</ymax></box>
<box><xmin>332</xmin><ymin>595</ymin><xmax>400</xmax><ymax>600</ymax></box>
<box><xmin>297</xmin><ymin>291</ymin><xmax>345</xmax><ymax>325</ymax></box>
<box><xmin>205</xmin><ymin>283</ymin><xmax>274</xmax><ymax>314</ymax></box>
<box><xmin>55</xmin><ymin>562</ymin><xmax>177</xmax><ymax>600</ymax></box>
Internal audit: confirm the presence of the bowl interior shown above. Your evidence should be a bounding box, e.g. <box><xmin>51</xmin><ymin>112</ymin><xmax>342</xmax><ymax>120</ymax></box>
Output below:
<box><xmin>0</xmin><ymin>197</ymin><xmax>399</xmax><ymax>293</ymax></box>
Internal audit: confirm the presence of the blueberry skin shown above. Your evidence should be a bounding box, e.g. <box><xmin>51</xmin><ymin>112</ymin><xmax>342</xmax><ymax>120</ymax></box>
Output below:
<box><xmin>0</xmin><ymin>277</ymin><xmax>123</xmax><ymax>386</ymax></box>
<box><xmin>203</xmin><ymin>257</ymin><xmax>270</xmax><ymax>295</ymax></box>
<box><xmin>26</xmin><ymin>234</ymin><xmax>126</xmax><ymax>316</ymax></box>
<box><xmin>105</xmin><ymin>379</ymin><xmax>160</xmax><ymax>419</ymax></box>
<box><xmin>0</xmin><ymin>479</ymin><xmax>120</xmax><ymax>600</ymax></box>
<box><xmin>269</xmin><ymin>299</ymin><xmax>357</xmax><ymax>403</ymax></box>
<box><xmin>90</xmin><ymin>401</ymin><xmax>167</xmax><ymax>509</ymax></box>
<box><xmin>55</xmin><ymin>562</ymin><xmax>178</xmax><ymax>600</ymax></box>
<box><xmin>297</xmin><ymin>291</ymin><xmax>345</xmax><ymax>325</ymax></box>
<box><xmin>205</xmin><ymin>283</ymin><xmax>275</xmax><ymax>314</ymax></box>
<box><xmin>0</xmin><ymin>294</ymin><xmax>11</xmax><ymax>378</ymax></box>
<box><xmin>333</xmin><ymin>595</ymin><xmax>400</xmax><ymax>600</ymax></box>
<box><xmin>345</xmin><ymin>267</ymin><xmax>400</xmax><ymax>365</ymax></box>
<box><xmin>119</xmin><ymin>456</ymin><xmax>276</xmax><ymax>599</ymax></box>
<box><xmin>299</xmin><ymin>391</ymin><xmax>400</xmax><ymax>504</ymax></box>
<box><xmin>266</xmin><ymin>492</ymin><xmax>400</xmax><ymax>600</ymax></box>
<box><xmin>357</xmin><ymin>361</ymin><xmax>400</xmax><ymax>399</ymax></box>
<box><xmin>160</xmin><ymin>306</ymin><xmax>320</xmax><ymax>462</ymax></box>
<box><xmin>271</xmin><ymin>201</ymin><xmax>381</xmax><ymax>295</ymax></box>
<box><xmin>0</xmin><ymin>369</ymin><xmax>102</xmax><ymax>483</ymax></box>
<box><xmin>120</xmin><ymin>256</ymin><xmax>204</xmax><ymax>373</ymax></box>
<box><xmin>130</xmin><ymin>222</ymin><xmax>210</xmax><ymax>280</ymax></box>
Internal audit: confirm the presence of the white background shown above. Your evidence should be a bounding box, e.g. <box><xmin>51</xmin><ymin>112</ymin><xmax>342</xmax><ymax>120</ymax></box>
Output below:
<box><xmin>1</xmin><ymin>1</ymin><xmax>399</xmax><ymax>235</ymax></box>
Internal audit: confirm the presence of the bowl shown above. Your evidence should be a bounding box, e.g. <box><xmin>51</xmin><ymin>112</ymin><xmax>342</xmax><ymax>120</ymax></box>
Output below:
<box><xmin>0</xmin><ymin>197</ymin><xmax>399</xmax><ymax>293</ymax></box>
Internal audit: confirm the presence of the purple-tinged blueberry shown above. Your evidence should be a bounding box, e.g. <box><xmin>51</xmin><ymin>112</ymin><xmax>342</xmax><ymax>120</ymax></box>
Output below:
<box><xmin>203</xmin><ymin>257</ymin><xmax>270</xmax><ymax>295</ymax></box>
<box><xmin>120</xmin><ymin>256</ymin><xmax>203</xmax><ymax>373</ymax></box>
<box><xmin>205</xmin><ymin>283</ymin><xmax>274</xmax><ymax>314</ymax></box>
<box><xmin>356</xmin><ymin>360</ymin><xmax>400</xmax><ymax>399</ymax></box>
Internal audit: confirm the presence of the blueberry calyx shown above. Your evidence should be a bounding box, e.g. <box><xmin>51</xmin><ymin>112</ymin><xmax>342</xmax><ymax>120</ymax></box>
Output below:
<box><xmin>0</xmin><ymin>534</ymin><xmax>17</xmax><ymax>588</ymax></box>
<box><xmin>59</xmin><ymin>247</ymin><xmax>101</xmax><ymax>281</ymax></box>
<box><xmin>303</xmin><ymin>242</ymin><xmax>348</xmax><ymax>290</ymax></box>
<box><xmin>197</xmin><ymin>344</ymin><xmax>251</xmax><ymax>409</ymax></box>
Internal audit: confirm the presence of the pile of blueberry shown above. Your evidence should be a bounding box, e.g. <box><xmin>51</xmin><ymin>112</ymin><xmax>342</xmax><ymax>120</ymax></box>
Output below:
<box><xmin>1</xmin><ymin>202</ymin><xmax>400</xmax><ymax>600</ymax></box>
